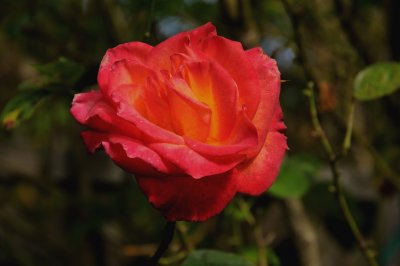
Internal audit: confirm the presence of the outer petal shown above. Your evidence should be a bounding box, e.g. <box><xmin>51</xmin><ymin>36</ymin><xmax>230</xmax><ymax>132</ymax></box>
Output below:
<box><xmin>187</xmin><ymin>22</ymin><xmax>216</xmax><ymax>45</ymax></box>
<box><xmin>82</xmin><ymin>132</ymin><xmax>179</xmax><ymax>176</ymax></box>
<box><xmin>70</xmin><ymin>91</ymin><xmax>141</xmax><ymax>137</ymax></box>
<box><xmin>98</xmin><ymin>42</ymin><xmax>152</xmax><ymax>93</ymax></box>
<box><xmin>135</xmin><ymin>172</ymin><xmax>237</xmax><ymax>221</ymax></box>
<box><xmin>235</xmin><ymin>107</ymin><xmax>287</xmax><ymax>195</ymax></box>
<box><xmin>81</xmin><ymin>131</ymin><xmax>108</xmax><ymax>153</ymax></box>
<box><xmin>103</xmin><ymin>59</ymin><xmax>153</xmax><ymax>100</ymax></box>
<box><xmin>245</xmin><ymin>47</ymin><xmax>281</xmax><ymax>151</ymax></box>
<box><xmin>147</xmin><ymin>23</ymin><xmax>216</xmax><ymax>71</ymax></box>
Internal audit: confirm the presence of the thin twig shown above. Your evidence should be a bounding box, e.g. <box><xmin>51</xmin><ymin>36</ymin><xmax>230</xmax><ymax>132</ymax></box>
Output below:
<box><xmin>281</xmin><ymin>1</ymin><xmax>380</xmax><ymax>264</ymax></box>
<box><xmin>303</xmin><ymin>82</ymin><xmax>336</xmax><ymax>161</ymax></box>
<box><xmin>331</xmin><ymin>111</ymin><xmax>400</xmax><ymax>189</ymax></box>
<box><xmin>342</xmin><ymin>98</ymin><xmax>355</xmax><ymax>156</ymax></box>
<box><xmin>144</xmin><ymin>0</ymin><xmax>156</xmax><ymax>39</ymax></box>
<box><xmin>304</xmin><ymin>83</ymin><xmax>379</xmax><ymax>266</ymax></box>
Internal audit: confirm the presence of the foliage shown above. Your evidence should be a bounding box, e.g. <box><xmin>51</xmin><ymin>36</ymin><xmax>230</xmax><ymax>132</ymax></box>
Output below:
<box><xmin>269</xmin><ymin>155</ymin><xmax>319</xmax><ymax>199</ymax></box>
<box><xmin>354</xmin><ymin>62</ymin><xmax>400</xmax><ymax>100</ymax></box>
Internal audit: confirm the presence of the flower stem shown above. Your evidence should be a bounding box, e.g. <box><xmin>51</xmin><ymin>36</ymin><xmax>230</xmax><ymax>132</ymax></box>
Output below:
<box><xmin>148</xmin><ymin>221</ymin><xmax>176</xmax><ymax>266</ymax></box>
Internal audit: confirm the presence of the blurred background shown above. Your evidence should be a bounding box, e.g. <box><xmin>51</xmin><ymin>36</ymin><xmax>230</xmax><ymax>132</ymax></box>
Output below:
<box><xmin>0</xmin><ymin>0</ymin><xmax>399</xmax><ymax>265</ymax></box>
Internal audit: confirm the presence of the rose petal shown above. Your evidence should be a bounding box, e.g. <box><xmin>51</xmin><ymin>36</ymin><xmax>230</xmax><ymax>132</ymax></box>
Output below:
<box><xmin>114</xmin><ymin>98</ymin><xmax>183</xmax><ymax>145</ymax></box>
<box><xmin>167</xmin><ymin>78</ymin><xmax>211</xmax><ymax>141</ymax></box>
<box><xmin>149</xmin><ymin>143</ymin><xmax>242</xmax><ymax>179</ymax></box>
<box><xmin>103</xmin><ymin>59</ymin><xmax>153</xmax><ymax>100</ymax></box>
<box><xmin>183</xmin><ymin>109</ymin><xmax>258</xmax><ymax>159</ymax></box>
<box><xmin>183</xmin><ymin>61</ymin><xmax>239</xmax><ymax>141</ymax></box>
<box><xmin>71</xmin><ymin>91</ymin><xmax>141</xmax><ymax>137</ymax></box>
<box><xmin>196</xmin><ymin>36</ymin><xmax>261</xmax><ymax>119</ymax></box>
<box><xmin>246</xmin><ymin>47</ymin><xmax>281</xmax><ymax>150</ymax></box>
<box><xmin>81</xmin><ymin>131</ymin><xmax>108</xmax><ymax>153</ymax></box>
<box><xmin>147</xmin><ymin>23</ymin><xmax>216</xmax><ymax>71</ymax></box>
<box><xmin>83</xmin><ymin>132</ymin><xmax>179</xmax><ymax>175</ymax></box>
<box><xmin>187</xmin><ymin>22</ymin><xmax>216</xmax><ymax>45</ymax></box>
<box><xmin>235</xmin><ymin>107</ymin><xmax>287</xmax><ymax>195</ymax></box>
<box><xmin>135</xmin><ymin>172</ymin><xmax>237</xmax><ymax>221</ymax></box>
<box><xmin>98</xmin><ymin>42</ymin><xmax>152</xmax><ymax>92</ymax></box>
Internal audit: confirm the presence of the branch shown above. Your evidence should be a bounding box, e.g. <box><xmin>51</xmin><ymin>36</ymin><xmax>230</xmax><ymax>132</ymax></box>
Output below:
<box><xmin>342</xmin><ymin>98</ymin><xmax>355</xmax><ymax>156</ymax></box>
<box><xmin>304</xmin><ymin>83</ymin><xmax>379</xmax><ymax>266</ymax></box>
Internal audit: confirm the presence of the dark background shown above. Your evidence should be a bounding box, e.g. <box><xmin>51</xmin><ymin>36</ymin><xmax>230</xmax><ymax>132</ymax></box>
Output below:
<box><xmin>0</xmin><ymin>0</ymin><xmax>399</xmax><ymax>265</ymax></box>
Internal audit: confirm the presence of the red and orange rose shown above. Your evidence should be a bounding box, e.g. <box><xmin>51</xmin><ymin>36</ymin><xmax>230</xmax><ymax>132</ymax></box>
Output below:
<box><xmin>70</xmin><ymin>23</ymin><xmax>287</xmax><ymax>221</ymax></box>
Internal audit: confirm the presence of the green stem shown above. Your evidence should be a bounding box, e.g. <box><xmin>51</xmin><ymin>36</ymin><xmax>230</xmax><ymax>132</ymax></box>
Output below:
<box><xmin>304</xmin><ymin>82</ymin><xmax>335</xmax><ymax>161</ymax></box>
<box><xmin>342</xmin><ymin>98</ymin><xmax>355</xmax><ymax>156</ymax></box>
<box><xmin>305</xmin><ymin>83</ymin><xmax>379</xmax><ymax>266</ymax></box>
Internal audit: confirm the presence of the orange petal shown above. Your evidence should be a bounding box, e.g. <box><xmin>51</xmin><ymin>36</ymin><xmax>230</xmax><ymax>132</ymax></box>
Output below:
<box><xmin>167</xmin><ymin>78</ymin><xmax>211</xmax><ymax>141</ymax></box>
<box><xmin>183</xmin><ymin>61</ymin><xmax>239</xmax><ymax>141</ymax></box>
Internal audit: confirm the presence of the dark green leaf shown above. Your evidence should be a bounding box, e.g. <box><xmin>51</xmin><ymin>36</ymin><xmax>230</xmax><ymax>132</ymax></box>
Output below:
<box><xmin>37</xmin><ymin>57</ymin><xmax>84</xmax><ymax>85</ymax></box>
<box><xmin>1</xmin><ymin>90</ymin><xmax>50</xmax><ymax>130</ymax></box>
<box><xmin>19</xmin><ymin>57</ymin><xmax>85</xmax><ymax>91</ymax></box>
<box><xmin>354</xmin><ymin>62</ymin><xmax>400</xmax><ymax>101</ymax></box>
<box><xmin>268</xmin><ymin>155</ymin><xmax>319</xmax><ymax>198</ymax></box>
<box><xmin>182</xmin><ymin>250</ymin><xmax>254</xmax><ymax>266</ymax></box>
<box><xmin>240</xmin><ymin>247</ymin><xmax>281</xmax><ymax>266</ymax></box>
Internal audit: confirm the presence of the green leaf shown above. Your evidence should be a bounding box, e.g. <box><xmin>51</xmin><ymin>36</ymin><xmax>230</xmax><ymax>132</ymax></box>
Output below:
<box><xmin>37</xmin><ymin>57</ymin><xmax>84</xmax><ymax>85</ymax></box>
<box><xmin>240</xmin><ymin>247</ymin><xmax>281</xmax><ymax>266</ymax></box>
<box><xmin>354</xmin><ymin>62</ymin><xmax>400</xmax><ymax>101</ymax></box>
<box><xmin>182</xmin><ymin>250</ymin><xmax>254</xmax><ymax>266</ymax></box>
<box><xmin>19</xmin><ymin>57</ymin><xmax>85</xmax><ymax>91</ymax></box>
<box><xmin>268</xmin><ymin>155</ymin><xmax>319</xmax><ymax>199</ymax></box>
<box><xmin>0</xmin><ymin>90</ymin><xmax>50</xmax><ymax>130</ymax></box>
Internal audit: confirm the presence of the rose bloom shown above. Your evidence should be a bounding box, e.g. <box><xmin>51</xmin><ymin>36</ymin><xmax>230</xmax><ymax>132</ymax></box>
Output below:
<box><xmin>71</xmin><ymin>23</ymin><xmax>287</xmax><ymax>221</ymax></box>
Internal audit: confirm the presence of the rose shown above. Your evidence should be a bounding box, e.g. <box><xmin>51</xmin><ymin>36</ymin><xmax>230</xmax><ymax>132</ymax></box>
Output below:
<box><xmin>70</xmin><ymin>23</ymin><xmax>287</xmax><ymax>221</ymax></box>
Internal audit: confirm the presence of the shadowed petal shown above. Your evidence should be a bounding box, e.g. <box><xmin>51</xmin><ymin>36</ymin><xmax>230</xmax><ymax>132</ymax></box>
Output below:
<box><xmin>136</xmin><ymin>172</ymin><xmax>237</xmax><ymax>221</ymax></box>
<box><xmin>82</xmin><ymin>132</ymin><xmax>179</xmax><ymax>175</ymax></box>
